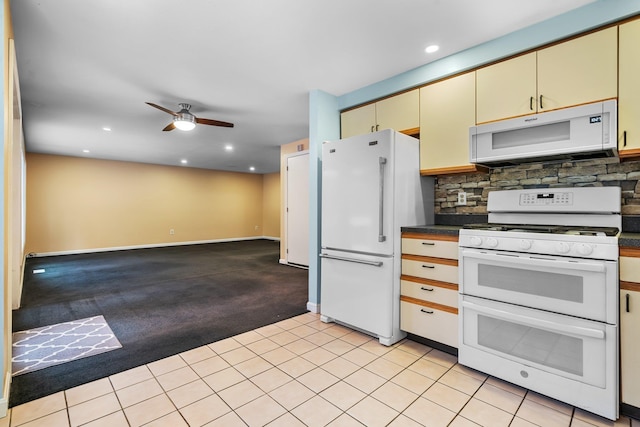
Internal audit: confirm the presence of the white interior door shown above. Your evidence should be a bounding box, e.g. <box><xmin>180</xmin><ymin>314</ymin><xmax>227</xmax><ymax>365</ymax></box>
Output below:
<box><xmin>286</xmin><ymin>153</ymin><xmax>309</xmax><ymax>266</ymax></box>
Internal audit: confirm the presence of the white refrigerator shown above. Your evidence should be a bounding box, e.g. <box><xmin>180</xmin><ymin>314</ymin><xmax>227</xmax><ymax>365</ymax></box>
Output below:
<box><xmin>320</xmin><ymin>129</ymin><xmax>433</xmax><ymax>345</ymax></box>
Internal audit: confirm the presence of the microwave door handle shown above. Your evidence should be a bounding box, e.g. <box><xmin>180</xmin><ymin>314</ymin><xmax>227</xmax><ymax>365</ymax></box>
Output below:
<box><xmin>378</xmin><ymin>157</ymin><xmax>387</xmax><ymax>243</ymax></box>
<box><xmin>460</xmin><ymin>249</ymin><xmax>605</xmax><ymax>273</ymax></box>
<box><xmin>461</xmin><ymin>300</ymin><xmax>605</xmax><ymax>340</ymax></box>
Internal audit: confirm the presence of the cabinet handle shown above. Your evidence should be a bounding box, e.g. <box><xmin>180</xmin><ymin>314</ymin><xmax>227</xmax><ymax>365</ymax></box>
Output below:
<box><xmin>420</xmin><ymin>286</ymin><xmax>434</xmax><ymax>291</ymax></box>
<box><xmin>371</xmin><ymin>125</ymin><xmax>375</xmax><ymax>133</ymax></box>
<box><xmin>376</xmin><ymin>124</ymin><xmax>379</xmax><ymax>131</ymax></box>
<box><xmin>420</xmin><ymin>308</ymin><xmax>434</xmax><ymax>314</ymax></box>
<box><xmin>626</xmin><ymin>293</ymin><xmax>630</xmax><ymax>313</ymax></box>
<box><xmin>530</xmin><ymin>96</ymin><xmax>534</xmax><ymax>111</ymax></box>
<box><xmin>624</xmin><ymin>130</ymin><xmax>627</xmax><ymax>147</ymax></box>
<box><xmin>421</xmin><ymin>265</ymin><xmax>435</xmax><ymax>269</ymax></box>
<box><xmin>421</xmin><ymin>242</ymin><xmax>435</xmax><ymax>246</ymax></box>
<box><xmin>539</xmin><ymin>95</ymin><xmax>544</xmax><ymax>110</ymax></box>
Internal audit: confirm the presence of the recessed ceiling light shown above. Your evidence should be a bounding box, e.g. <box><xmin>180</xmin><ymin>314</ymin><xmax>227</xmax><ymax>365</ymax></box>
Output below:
<box><xmin>425</xmin><ymin>45</ymin><xmax>439</xmax><ymax>54</ymax></box>
<box><xmin>249</xmin><ymin>166</ymin><xmax>255</xmax><ymax>172</ymax></box>
<box><xmin>225</xmin><ymin>145</ymin><xmax>233</xmax><ymax>151</ymax></box>
<box><xmin>82</xmin><ymin>149</ymin><xmax>90</xmax><ymax>153</ymax></box>
<box><xmin>181</xmin><ymin>159</ymin><xmax>188</xmax><ymax>164</ymax></box>
<box><xmin>102</xmin><ymin>127</ymin><xmax>111</xmax><ymax>131</ymax></box>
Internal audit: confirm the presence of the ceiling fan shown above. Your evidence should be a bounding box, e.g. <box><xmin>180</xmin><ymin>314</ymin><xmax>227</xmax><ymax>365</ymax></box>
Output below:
<box><xmin>146</xmin><ymin>102</ymin><xmax>234</xmax><ymax>131</ymax></box>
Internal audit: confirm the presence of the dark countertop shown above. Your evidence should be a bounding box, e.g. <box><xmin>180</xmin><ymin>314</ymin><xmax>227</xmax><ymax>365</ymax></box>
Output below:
<box><xmin>403</xmin><ymin>214</ymin><xmax>640</xmax><ymax>247</ymax></box>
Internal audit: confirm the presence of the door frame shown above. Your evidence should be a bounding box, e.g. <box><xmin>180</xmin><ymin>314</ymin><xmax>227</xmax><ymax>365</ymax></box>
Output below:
<box><xmin>282</xmin><ymin>150</ymin><xmax>310</xmax><ymax>268</ymax></box>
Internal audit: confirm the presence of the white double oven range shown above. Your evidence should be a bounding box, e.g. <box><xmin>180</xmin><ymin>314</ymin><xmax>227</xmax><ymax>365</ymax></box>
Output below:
<box><xmin>458</xmin><ymin>186</ymin><xmax>621</xmax><ymax>420</ymax></box>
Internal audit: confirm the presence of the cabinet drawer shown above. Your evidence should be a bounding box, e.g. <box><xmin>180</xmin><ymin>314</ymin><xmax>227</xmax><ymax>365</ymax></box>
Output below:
<box><xmin>400</xmin><ymin>300</ymin><xmax>458</xmax><ymax>348</ymax></box>
<box><xmin>402</xmin><ymin>236</ymin><xmax>458</xmax><ymax>259</ymax></box>
<box><xmin>401</xmin><ymin>279</ymin><xmax>458</xmax><ymax>307</ymax></box>
<box><xmin>620</xmin><ymin>256</ymin><xmax>640</xmax><ymax>284</ymax></box>
<box><xmin>401</xmin><ymin>257</ymin><xmax>458</xmax><ymax>284</ymax></box>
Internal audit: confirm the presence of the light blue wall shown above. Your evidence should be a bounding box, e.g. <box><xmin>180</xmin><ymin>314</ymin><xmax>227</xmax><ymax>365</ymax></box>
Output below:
<box><xmin>308</xmin><ymin>0</ymin><xmax>640</xmax><ymax>310</ymax></box>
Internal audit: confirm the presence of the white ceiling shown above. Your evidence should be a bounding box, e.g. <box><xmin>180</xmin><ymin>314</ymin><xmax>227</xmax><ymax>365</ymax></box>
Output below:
<box><xmin>10</xmin><ymin>0</ymin><xmax>595</xmax><ymax>174</ymax></box>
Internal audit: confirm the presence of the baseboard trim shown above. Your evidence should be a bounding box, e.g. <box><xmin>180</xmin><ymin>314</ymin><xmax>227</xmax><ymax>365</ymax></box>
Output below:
<box><xmin>28</xmin><ymin>236</ymin><xmax>280</xmax><ymax>258</ymax></box>
<box><xmin>307</xmin><ymin>302</ymin><xmax>320</xmax><ymax>313</ymax></box>
<box><xmin>0</xmin><ymin>372</ymin><xmax>10</xmax><ymax>418</ymax></box>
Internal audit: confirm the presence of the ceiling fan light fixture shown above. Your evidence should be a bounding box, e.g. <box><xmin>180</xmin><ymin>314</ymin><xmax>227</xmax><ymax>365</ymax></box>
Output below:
<box><xmin>174</xmin><ymin>115</ymin><xmax>196</xmax><ymax>131</ymax></box>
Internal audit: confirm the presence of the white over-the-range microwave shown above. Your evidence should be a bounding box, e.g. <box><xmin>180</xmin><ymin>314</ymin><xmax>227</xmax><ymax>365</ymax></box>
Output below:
<box><xmin>469</xmin><ymin>99</ymin><xmax>617</xmax><ymax>165</ymax></box>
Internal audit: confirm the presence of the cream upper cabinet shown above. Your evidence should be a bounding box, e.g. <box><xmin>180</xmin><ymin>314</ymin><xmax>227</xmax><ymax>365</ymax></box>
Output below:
<box><xmin>476</xmin><ymin>53</ymin><xmax>537</xmax><ymax>124</ymax></box>
<box><xmin>476</xmin><ymin>27</ymin><xmax>618</xmax><ymax>124</ymax></box>
<box><xmin>340</xmin><ymin>89</ymin><xmax>419</xmax><ymax>139</ymax></box>
<box><xmin>619</xmin><ymin>19</ymin><xmax>640</xmax><ymax>155</ymax></box>
<box><xmin>420</xmin><ymin>72</ymin><xmax>476</xmax><ymax>173</ymax></box>
<box><xmin>537</xmin><ymin>26</ymin><xmax>617</xmax><ymax>111</ymax></box>
<box><xmin>620</xmin><ymin>249</ymin><xmax>640</xmax><ymax>408</ymax></box>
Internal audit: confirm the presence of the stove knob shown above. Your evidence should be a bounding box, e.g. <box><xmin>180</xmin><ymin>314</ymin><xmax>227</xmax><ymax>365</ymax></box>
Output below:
<box><xmin>556</xmin><ymin>242</ymin><xmax>571</xmax><ymax>254</ymax></box>
<box><xmin>576</xmin><ymin>243</ymin><xmax>593</xmax><ymax>256</ymax></box>
<box><xmin>519</xmin><ymin>239</ymin><xmax>532</xmax><ymax>250</ymax></box>
<box><xmin>486</xmin><ymin>237</ymin><xmax>499</xmax><ymax>248</ymax></box>
<box><xmin>469</xmin><ymin>236</ymin><xmax>482</xmax><ymax>246</ymax></box>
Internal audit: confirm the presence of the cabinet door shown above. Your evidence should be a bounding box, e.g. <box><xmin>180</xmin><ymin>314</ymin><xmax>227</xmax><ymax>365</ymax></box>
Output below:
<box><xmin>621</xmin><ymin>288</ymin><xmax>640</xmax><ymax>407</ymax></box>
<box><xmin>420</xmin><ymin>72</ymin><xmax>476</xmax><ymax>172</ymax></box>
<box><xmin>340</xmin><ymin>103</ymin><xmax>376</xmax><ymax>139</ymax></box>
<box><xmin>537</xmin><ymin>27</ymin><xmax>617</xmax><ymax>112</ymax></box>
<box><xmin>476</xmin><ymin>52</ymin><xmax>537</xmax><ymax>123</ymax></box>
<box><xmin>619</xmin><ymin>20</ymin><xmax>640</xmax><ymax>152</ymax></box>
<box><xmin>376</xmin><ymin>89</ymin><xmax>419</xmax><ymax>134</ymax></box>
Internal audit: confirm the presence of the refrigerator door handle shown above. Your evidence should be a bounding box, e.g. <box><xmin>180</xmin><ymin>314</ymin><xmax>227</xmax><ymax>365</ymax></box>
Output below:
<box><xmin>319</xmin><ymin>253</ymin><xmax>383</xmax><ymax>267</ymax></box>
<box><xmin>378</xmin><ymin>156</ymin><xmax>387</xmax><ymax>243</ymax></box>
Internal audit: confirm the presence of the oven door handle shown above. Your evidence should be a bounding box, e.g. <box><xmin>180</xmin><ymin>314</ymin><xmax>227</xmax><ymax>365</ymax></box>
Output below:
<box><xmin>460</xmin><ymin>249</ymin><xmax>606</xmax><ymax>273</ymax></box>
<box><xmin>461</xmin><ymin>300</ymin><xmax>605</xmax><ymax>340</ymax></box>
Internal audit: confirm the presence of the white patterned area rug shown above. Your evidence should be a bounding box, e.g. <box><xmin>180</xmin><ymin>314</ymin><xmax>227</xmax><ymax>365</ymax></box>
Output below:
<box><xmin>12</xmin><ymin>315</ymin><xmax>122</xmax><ymax>376</ymax></box>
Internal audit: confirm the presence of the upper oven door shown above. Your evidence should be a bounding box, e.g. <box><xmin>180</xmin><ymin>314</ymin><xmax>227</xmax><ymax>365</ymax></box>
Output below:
<box><xmin>459</xmin><ymin>247</ymin><xmax>618</xmax><ymax>324</ymax></box>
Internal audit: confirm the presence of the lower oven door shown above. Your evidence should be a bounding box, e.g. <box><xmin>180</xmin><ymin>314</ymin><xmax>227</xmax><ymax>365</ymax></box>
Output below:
<box><xmin>459</xmin><ymin>295</ymin><xmax>618</xmax><ymax>420</ymax></box>
<box><xmin>459</xmin><ymin>247</ymin><xmax>617</xmax><ymax>323</ymax></box>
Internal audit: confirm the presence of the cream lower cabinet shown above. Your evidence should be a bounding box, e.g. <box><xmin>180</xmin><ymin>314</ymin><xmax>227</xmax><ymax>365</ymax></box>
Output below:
<box><xmin>400</xmin><ymin>233</ymin><xmax>458</xmax><ymax>348</ymax></box>
<box><xmin>620</xmin><ymin>247</ymin><xmax>640</xmax><ymax>409</ymax></box>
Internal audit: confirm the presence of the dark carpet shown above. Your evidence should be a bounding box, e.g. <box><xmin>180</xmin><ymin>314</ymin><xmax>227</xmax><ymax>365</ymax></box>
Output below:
<box><xmin>10</xmin><ymin>239</ymin><xmax>309</xmax><ymax>407</ymax></box>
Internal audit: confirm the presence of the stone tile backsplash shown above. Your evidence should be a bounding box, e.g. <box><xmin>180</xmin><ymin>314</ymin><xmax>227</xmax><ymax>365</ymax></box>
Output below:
<box><xmin>435</xmin><ymin>157</ymin><xmax>640</xmax><ymax>215</ymax></box>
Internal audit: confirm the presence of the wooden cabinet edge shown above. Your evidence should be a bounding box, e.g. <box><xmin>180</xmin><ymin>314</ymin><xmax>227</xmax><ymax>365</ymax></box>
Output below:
<box><xmin>400</xmin><ymin>127</ymin><xmax>420</xmax><ymax>137</ymax></box>
<box><xmin>402</xmin><ymin>232</ymin><xmax>459</xmax><ymax>242</ymax></box>
<box><xmin>421</xmin><ymin>164</ymin><xmax>489</xmax><ymax>176</ymax></box>
<box><xmin>401</xmin><ymin>254</ymin><xmax>458</xmax><ymax>267</ymax></box>
<box><xmin>621</xmin><ymin>281</ymin><xmax>640</xmax><ymax>292</ymax></box>
<box><xmin>401</xmin><ymin>295</ymin><xmax>458</xmax><ymax>314</ymax></box>
<box><xmin>401</xmin><ymin>274</ymin><xmax>459</xmax><ymax>291</ymax></box>
<box><xmin>620</xmin><ymin>247</ymin><xmax>640</xmax><ymax>257</ymax></box>
<box><xmin>619</xmin><ymin>148</ymin><xmax>640</xmax><ymax>161</ymax></box>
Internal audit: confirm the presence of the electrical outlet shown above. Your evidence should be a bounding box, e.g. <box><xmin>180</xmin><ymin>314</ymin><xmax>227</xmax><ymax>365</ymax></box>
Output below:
<box><xmin>170</xmin><ymin>229</ymin><xmax>175</xmax><ymax>235</ymax></box>
<box><xmin>255</xmin><ymin>225</ymin><xmax>259</xmax><ymax>230</ymax></box>
<box><xmin>457</xmin><ymin>192</ymin><xmax>467</xmax><ymax>206</ymax></box>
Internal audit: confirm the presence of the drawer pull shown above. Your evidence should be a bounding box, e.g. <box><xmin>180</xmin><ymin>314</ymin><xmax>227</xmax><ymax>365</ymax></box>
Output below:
<box><xmin>420</xmin><ymin>286</ymin><xmax>434</xmax><ymax>291</ymax></box>
<box><xmin>420</xmin><ymin>308</ymin><xmax>434</xmax><ymax>314</ymax></box>
<box><xmin>422</xmin><ymin>265</ymin><xmax>435</xmax><ymax>269</ymax></box>
<box><xmin>421</xmin><ymin>242</ymin><xmax>435</xmax><ymax>246</ymax></box>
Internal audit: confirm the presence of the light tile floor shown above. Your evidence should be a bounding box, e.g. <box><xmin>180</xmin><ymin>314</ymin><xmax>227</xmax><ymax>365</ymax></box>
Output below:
<box><xmin>5</xmin><ymin>312</ymin><xmax>637</xmax><ymax>427</ymax></box>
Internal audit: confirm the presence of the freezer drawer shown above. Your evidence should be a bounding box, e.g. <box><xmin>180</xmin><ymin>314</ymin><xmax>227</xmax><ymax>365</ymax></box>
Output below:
<box><xmin>320</xmin><ymin>250</ymin><xmax>400</xmax><ymax>343</ymax></box>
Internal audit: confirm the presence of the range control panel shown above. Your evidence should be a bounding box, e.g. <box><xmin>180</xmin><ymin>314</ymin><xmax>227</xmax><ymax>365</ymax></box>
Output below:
<box><xmin>520</xmin><ymin>191</ymin><xmax>573</xmax><ymax>206</ymax></box>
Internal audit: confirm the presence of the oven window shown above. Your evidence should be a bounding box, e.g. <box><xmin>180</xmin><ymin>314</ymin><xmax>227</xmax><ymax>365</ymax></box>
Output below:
<box><xmin>478</xmin><ymin>315</ymin><xmax>583</xmax><ymax>376</ymax></box>
<box><xmin>478</xmin><ymin>264</ymin><xmax>583</xmax><ymax>303</ymax></box>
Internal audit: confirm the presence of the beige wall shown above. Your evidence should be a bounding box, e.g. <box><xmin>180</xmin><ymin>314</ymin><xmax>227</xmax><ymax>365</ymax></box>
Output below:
<box><xmin>26</xmin><ymin>154</ymin><xmax>272</xmax><ymax>254</ymax></box>
<box><xmin>262</xmin><ymin>172</ymin><xmax>280</xmax><ymax>238</ymax></box>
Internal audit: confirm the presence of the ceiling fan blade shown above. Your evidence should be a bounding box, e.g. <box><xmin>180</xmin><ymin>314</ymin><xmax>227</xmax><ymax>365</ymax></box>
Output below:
<box><xmin>146</xmin><ymin>102</ymin><xmax>178</xmax><ymax>116</ymax></box>
<box><xmin>162</xmin><ymin>122</ymin><xmax>176</xmax><ymax>131</ymax></box>
<box><xmin>196</xmin><ymin>117</ymin><xmax>234</xmax><ymax>128</ymax></box>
